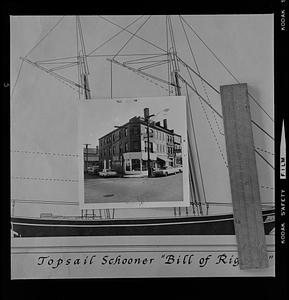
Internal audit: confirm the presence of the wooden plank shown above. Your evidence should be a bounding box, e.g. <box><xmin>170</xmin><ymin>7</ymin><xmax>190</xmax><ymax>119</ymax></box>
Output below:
<box><xmin>220</xmin><ymin>83</ymin><xmax>268</xmax><ymax>269</ymax></box>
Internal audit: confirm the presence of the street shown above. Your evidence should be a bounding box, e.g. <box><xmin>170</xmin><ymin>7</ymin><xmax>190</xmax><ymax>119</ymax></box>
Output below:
<box><xmin>84</xmin><ymin>173</ymin><xmax>183</xmax><ymax>203</ymax></box>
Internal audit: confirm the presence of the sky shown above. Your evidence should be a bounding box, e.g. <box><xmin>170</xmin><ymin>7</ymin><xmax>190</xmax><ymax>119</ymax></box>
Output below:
<box><xmin>79</xmin><ymin>96</ymin><xmax>186</xmax><ymax>147</ymax></box>
<box><xmin>10</xmin><ymin>15</ymin><xmax>274</xmax><ymax>217</ymax></box>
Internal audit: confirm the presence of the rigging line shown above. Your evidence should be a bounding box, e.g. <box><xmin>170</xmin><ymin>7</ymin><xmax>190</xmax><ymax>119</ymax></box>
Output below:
<box><xmin>87</xmin><ymin>15</ymin><xmax>144</xmax><ymax>56</ymax></box>
<box><xmin>183</xmin><ymin>72</ymin><xmax>274</xmax><ymax>170</ymax></box>
<box><xmin>112</xmin><ymin>16</ymin><xmax>152</xmax><ymax>60</ymax></box>
<box><xmin>11</xmin><ymin>17</ymin><xmax>65</xmax><ymax>98</ymax></box>
<box><xmin>76</xmin><ymin>15</ymin><xmax>81</xmax><ymax>99</ymax></box>
<box><xmin>177</xmin><ymin>56</ymin><xmax>220</xmax><ymax>94</ymax></box>
<box><xmin>110</xmin><ymin>59</ymin><xmax>113</xmax><ymax>98</ymax></box>
<box><xmin>179</xmin><ymin>15</ymin><xmax>224</xmax><ymax>136</ymax></box>
<box><xmin>167</xmin><ymin>16</ymin><xmax>180</xmax><ymax>72</ymax></box>
<box><xmin>185</xmin><ymin>65</ymin><xmax>228</xmax><ymax>167</ymax></box>
<box><xmin>255</xmin><ymin>147</ymin><xmax>274</xmax><ymax>156</ymax></box>
<box><xmin>47</xmin><ymin>62</ymin><xmax>78</xmax><ymax>72</ymax></box>
<box><xmin>96</xmin><ymin>15</ymin><xmax>167</xmax><ymax>54</ymax></box>
<box><xmin>187</xmin><ymin>136</ymin><xmax>203</xmax><ymax>215</ymax></box>
<box><xmin>21</xmin><ymin>57</ymin><xmax>84</xmax><ymax>90</ymax></box>
<box><xmin>186</xmin><ymin>83</ymin><xmax>208</xmax><ymax>206</ymax></box>
<box><xmin>187</xmin><ymin>138</ymin><xmax>200</xmax><ymax>214</ymax></box>
<box><xmin>138</xmin><ymin>60</ymin><xmax>169</xmax><ymax>71</ymax></box>
<box><xmin>177</xmin><ymin>73</ymin><xmax>223</xmax><ymax>118</ymax></box>
<box><xmin>123</xmin><ymin>54</ymin><xmax>166</xmax><ymax>64</ymax></box>
<box><xmin>178</xmin><ymin>62</ymin><xmax>274</xmax><ymax>141</ymax></box>
<box><xmin>35</xmin><ymin>61</ymin><xmax>78</xmax><ymax>65</ymax></box>
<box><xmin>255</xmin><ymin>149</ymin><xmax>275</xmax><ymax>170</ymax></box>
<box><xmin>251</xmin><ymin>119</ymin><xmax>274</xmax><ymax>141</ymax></box>
<box><xmin>109</xmin><ymin>58</ymin><xmax>177</xmax><ymax>88</ymax></box>
<box><xmin>166</xmin><ymin>16</ymin><xmax>171</xmax><ymax>96</ymax></box>
<box><xmin>125</xmin><ymin>59</ymin><xmax>169</xmax><ymax>65</ymax></box>
<box><xmin>11</xmin><ymin>59</ymin><xmax>24</xmax><ymax>97</ymax></box>
<box><xmin>25</xmin><ymin>16</ymin><xmax>65</xmax><ymax>59</ymax></box>
<box><xmin>76</xmin><ymin>16</ymin><xmax>89</xmax><ymax>74</ymax></box>
<box><xmin>180</xmin><ymin>15</ymin><xmax>274</xmax><ymax>123</ymax></box>
<box><xmin>35</xmin><ymin>53</ymin><xmax>163</xmax><ymax>63</ymax></box>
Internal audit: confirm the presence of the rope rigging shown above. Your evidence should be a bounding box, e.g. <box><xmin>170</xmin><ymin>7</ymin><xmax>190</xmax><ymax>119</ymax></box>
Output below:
<box><xmin>112</xmin><ymin>16</ymin><xmax>152</xmax><ymax>60</ymax></box>
<box><xmin>14</xmin><ymin>15</ymin><xmax>275</xmax><ymax>177</ymax></box>
<box><xmin>185</xmin><ymin>83</ymin><xmax>208</xmax><ymax>209</ymax></box>
<box><xmin>179</xmin><ymin>15</ymin><xmax>274</xmax><ymax>123</ymax></box>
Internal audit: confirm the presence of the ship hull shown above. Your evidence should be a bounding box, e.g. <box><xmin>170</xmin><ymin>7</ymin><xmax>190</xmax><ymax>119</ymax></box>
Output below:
<box><xmin>11</xmin><ymin>209</ymin><xmax>275</xmax><ymax>237</ymax></box>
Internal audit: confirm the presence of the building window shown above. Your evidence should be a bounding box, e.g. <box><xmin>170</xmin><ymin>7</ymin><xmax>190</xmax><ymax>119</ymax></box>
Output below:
<box><xmin>145</xmin><ymin>141</ymin><xmax>153</xmax><ymax>153</ymax></box>
<box><xmin>124</xmin><ymin>128</ymin><xmax>128</xmax><ymax>137</ymax></box>
<box><xmin>125</xmin><ymin>159</ymin><xmax>131</xmax><ymax>171</ymax></box>
<box><xmin>133</xmin><ymin>141</ymin><xmax>140</xmax><ymax>151</ymax></box>
<box><xmin>131</xmin><ymin>126</ymin><xmax>139</xmax><ymax>136</ymax></box>
<box><xmin>142</xmin><ymin>160</ymin><xmax>148</xmax><ymax>171</ymax></box>
<box><xmin>112</xmin><ymin>146</ymin><xmax>115</xmax><ymax>155</ymax></box>
<box><xmin>132</xmin><ymin>159</ymin><xmax>140</xmax><ymax>171</ymax></box>
<box><xmin>125</xmin><ymin>142</ymin><xmax>129</xmax><ymax>152</ymax></box>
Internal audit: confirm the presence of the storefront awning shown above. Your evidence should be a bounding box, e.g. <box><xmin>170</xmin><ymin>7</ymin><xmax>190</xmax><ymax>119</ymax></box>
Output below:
<box><xmin>156</xmin><ymin>155</ymin><xmax>172</xmax><ymax>162</ymax></box>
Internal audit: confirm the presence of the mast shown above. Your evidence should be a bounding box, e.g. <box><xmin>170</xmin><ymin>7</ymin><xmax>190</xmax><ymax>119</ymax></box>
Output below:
<box><xmin>167</xmin><ymin>16</ymin><xmax>181</xmax><ymax>96</ymax></box>
<box><xmin>76</xmin><ymin>16</ymin><xmax>91</xmax><ymax>99</ymax></box>
<box><xmin>166</xmin><ymin>16</ymin><xmax>206</xmax><ymax>216</ymax></box>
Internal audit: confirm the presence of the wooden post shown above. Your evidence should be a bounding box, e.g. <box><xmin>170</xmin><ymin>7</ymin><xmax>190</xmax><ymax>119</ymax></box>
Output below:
<box><xmin>220</xmin><ymin>83</ymin><xmax>268</xmax><ymax>269</ymax></box>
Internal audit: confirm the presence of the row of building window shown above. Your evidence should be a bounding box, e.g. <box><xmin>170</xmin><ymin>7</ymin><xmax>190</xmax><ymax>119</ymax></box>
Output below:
<box><xmin>100</xmin><ymin>142</ymin><xmax>129</xmax><ymax>158</ymax></box>
<box><xmin>156</xmin><ymin>143</ymin><xmax>166</xmax><ymax>153</ymax></box>
<box><xmin>148</xmin><ymin>128</ymin><xmax>174</xmax><ymax>144</ymax></box>
<box><xmin>100</xmin><ymin>128</ymin><xmax>129</xmax><ymax>146</ymax></box>
<box><xmin>100</xmin><ymin>141</ymin><xmax>178</xmax><ymax>158</ymax></box>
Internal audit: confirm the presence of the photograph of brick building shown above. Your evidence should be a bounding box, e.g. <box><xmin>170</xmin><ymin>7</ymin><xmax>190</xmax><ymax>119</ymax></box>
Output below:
<box><xmin>98</xmin><ymin>107</ymin><xmax>182</xmax><ymax>177</ymax></box>
<box><xmin>78</xmin><ymin>96</ymin><xmax>189</xmax><ymax>209</ymax></box>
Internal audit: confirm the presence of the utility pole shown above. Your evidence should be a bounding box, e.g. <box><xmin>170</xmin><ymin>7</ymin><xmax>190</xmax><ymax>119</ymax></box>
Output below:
<box><xmin>83</xmin><ymin>143</ymin><xmax>91</xmax><ymax>173</ymax></box>
<box><xmin>114</xmin><ymin>125</ymin><xmax>127</xmax><ymax>177</ymax></box>
<box><xmin>145</xmin><ymin>113</ymin><xmax>155</xmax><ymax>177</ymax></box>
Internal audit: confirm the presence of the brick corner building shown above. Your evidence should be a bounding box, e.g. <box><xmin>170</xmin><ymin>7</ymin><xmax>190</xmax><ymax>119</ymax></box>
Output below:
<box><xmin>99</xmin><ymin>108</ymin><xmax>182</xmax><ymax>177</ymax></box>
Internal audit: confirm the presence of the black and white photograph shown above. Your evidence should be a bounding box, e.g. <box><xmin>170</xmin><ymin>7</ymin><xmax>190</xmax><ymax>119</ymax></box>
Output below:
<box><xmin>9</xmin><ymin>13</ymin><xmax>279</xmax><ymax>279</ymax></box>
<box><xmin>78</xmin><ymin>96</ymin><xmax>190</xmax><ymax>209</ymax></box>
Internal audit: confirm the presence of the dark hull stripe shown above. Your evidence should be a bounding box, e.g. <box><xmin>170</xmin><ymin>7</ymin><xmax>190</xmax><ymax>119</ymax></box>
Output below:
<box><xmin>11</xmin><ymin>209</ymin><xmax>275</xmax><ymax>237</ymax></box>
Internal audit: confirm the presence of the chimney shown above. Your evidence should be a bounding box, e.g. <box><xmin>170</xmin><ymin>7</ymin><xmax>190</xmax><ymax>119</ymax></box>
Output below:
<box><xmin>163</xmin><ymin>119</ymin><xmax>167</xmax><ymax>129</ymax></box>
<box><xmin>144</xmin><ymin>108</ymin><xmax>150</xmax><ymax>119</ymax></box>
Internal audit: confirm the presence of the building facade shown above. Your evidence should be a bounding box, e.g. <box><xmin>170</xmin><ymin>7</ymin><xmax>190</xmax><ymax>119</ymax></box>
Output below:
<box><xmin>99</xmin><ymin>109</ymin><xmax>182</xmax><ymax>176</ymax></box>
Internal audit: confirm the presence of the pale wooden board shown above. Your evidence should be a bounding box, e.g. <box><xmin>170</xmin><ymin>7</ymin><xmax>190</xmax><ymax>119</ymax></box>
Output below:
<box><xmin>220</xmin><ymin>83</ymin><xmax>268</xmax><ymax>269</ymax></box>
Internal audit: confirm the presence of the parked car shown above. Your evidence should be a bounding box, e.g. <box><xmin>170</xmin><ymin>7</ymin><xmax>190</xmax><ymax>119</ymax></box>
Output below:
<box><xmin>98</xmin><ymin>169</ymin><xmax>118</xmax><ymax>177</ymax></box>
<box><xmin>87</xmin><ymin>165</ymin><xmax>99</xmax><ymax>174</ymax></box>
<box><xmin>153</xmin><ymin>166</ymin><xmax>179</xmax><ymax>177</ymax></box>
<box><xmin>175</xmin><ymin>166</ymin><xmax>183</xmax><ymax>173</ymax></box>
